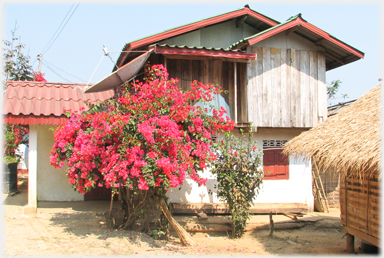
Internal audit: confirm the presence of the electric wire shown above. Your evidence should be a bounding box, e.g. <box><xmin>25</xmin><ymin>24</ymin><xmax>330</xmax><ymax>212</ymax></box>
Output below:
<box><xmin>43</xmin><ymin>59</ymin><xmax>87</xmax><ymax>82</ymax></box>
<box><xmin>32</xmin><ymin>57</ymin><xmax>38</xmax><ymax>68</ymax></box>
<box><xmin>41</xmin><ymin>3</ymin><xmax>75</xmax><ymax>54</ymax></box>
<box><xmin>42</xmin><ymin>60</ymin><xmax>72</xmax><ymax>83</ymax></box>
<box><xmin>42</xmin><ymin>3</ymin><xmax>80</xmax><ymax>55</ymax></box>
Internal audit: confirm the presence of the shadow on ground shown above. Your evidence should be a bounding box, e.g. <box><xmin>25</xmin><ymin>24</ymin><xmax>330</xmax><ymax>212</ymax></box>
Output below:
<box><xmin>2</xmin><ymin>176</ymin><xmax>28</xmax><ymax>206</ymax></box>
<box><xmin>48</xmin><ymin>210</ymin><xmax>175</xmax><ymax>250</ymax></box>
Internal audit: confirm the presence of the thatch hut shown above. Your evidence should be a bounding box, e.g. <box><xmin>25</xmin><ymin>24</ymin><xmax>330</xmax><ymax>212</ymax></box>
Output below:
<box><xmin>283</xmin><ymin>84</ymin><xmax>381</xmax><ymax>252</ymax></box>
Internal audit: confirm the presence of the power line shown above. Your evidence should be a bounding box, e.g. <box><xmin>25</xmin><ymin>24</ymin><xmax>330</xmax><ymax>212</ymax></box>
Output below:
<box><xmin>42</xmin><ymin>3</ymin><xmax>80</xmax><ymax>55</ymax></box>
<box><xmin>43</xmin><ymin>58</ymin><xmax>87</xmax><ymax>82</ymax></box>
<box><xmin>32</xmin><ymin>56</ymin><xmax>38</xmax><ymax>68</ymax></box>
<box><xmin>42</xmin><ymin>60</ymin><xmax>72</xmax><ymax>83</ymax></box>
<box><xmin>41</xmin><ymin>3</ymin><xmax>75</xmax><ymax>54</ymax></box>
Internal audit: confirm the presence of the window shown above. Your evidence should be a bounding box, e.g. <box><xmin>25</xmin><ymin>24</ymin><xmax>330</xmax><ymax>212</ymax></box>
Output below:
<box><xmin>263</xmin><ymin>148</ymin><xmax>289</xmax><ymax>180</ymax></box>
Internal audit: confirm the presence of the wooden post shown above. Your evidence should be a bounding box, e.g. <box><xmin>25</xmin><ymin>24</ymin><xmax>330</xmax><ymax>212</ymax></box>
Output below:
<box><xmin>314</xmin><ymin>162</ymin><xmax>329</xmax><ymax>212</ymax></box>
<box><xmin>269</xmin><ymin>212</ymin><xmax>274</xmax><ymax>236</ymax></box>
<box><xmin>346</xmin><ymin>233</ymin><xmax>355</xmax><ymax>253</ymax></box>
<box><xmin>234</xmin><ymin>62</ymin><xmax>238</xmax><ymax>124</ymax></box>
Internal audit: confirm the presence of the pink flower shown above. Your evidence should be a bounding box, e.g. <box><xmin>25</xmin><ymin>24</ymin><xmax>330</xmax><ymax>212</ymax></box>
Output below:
<box><xmin>147</xmin><ymin>151</ymin><xmax>158</xmax><ymax>159</ymax></box>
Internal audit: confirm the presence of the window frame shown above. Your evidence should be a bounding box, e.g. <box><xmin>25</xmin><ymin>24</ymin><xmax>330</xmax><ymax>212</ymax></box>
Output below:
<box><xmin>263</xmin><ymin>147</ymin><xmax>290</xmax><ymax>180</ymax></box>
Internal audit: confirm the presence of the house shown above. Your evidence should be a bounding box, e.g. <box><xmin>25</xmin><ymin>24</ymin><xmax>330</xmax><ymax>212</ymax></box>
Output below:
<box><xmin>85</xmin><ymin>5</ymin><xmax>364</xmax><ymax>214</ymax></box>
<box><xmin>283</xmin><ymin>84</ymin><xmax>381</xmax><ymax>251</ymax></box>
<box><xmin>3</xmin><ymin>81</ymin><xmax>113</xmax><ymax>213</ymax></box>
<box><xmin>4</xmin><ymin>5</ymin><xmax>364</xmax><ymax>215</ymax></box>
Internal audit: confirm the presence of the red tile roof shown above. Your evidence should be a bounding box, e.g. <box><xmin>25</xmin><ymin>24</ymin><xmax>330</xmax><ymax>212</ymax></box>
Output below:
<box><xmin>3</xmin><ymin>81</ymin><xmax>114</xmax><ymax>125</ymax></box>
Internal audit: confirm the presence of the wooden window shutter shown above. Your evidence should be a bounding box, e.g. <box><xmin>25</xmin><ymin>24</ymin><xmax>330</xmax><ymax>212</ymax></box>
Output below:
<box><xmin>263</xmin><ymin>148</ymin><xmax>289</xmax><ymax>180</ymax></box>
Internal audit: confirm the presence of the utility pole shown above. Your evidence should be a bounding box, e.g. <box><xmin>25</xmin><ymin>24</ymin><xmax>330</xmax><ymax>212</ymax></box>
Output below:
<box><xmin>37</xmin><ymin>53</ymin><xmax>43</xmax><ymax>73</ymax></box>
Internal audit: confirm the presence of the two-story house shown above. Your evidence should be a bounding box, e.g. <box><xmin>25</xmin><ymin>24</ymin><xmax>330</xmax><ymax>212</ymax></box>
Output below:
<box><xmin>8</xmin><ymin>5</ymin><xmax>363</xmax><ymax>213</ymax></box>
<box><xmin>85</xmin><ymin>5</ymin><xmax>363</xmax><ymax>213</ymax></box>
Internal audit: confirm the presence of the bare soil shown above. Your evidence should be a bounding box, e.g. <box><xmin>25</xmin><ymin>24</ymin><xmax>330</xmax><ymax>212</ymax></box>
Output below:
<box><xmin>3</xmin><ymin>175</ymin><xmax>366</xmax><ymax>256</ymax></box>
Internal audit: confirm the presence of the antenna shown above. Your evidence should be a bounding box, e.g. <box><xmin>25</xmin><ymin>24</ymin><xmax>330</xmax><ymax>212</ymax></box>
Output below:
<box><xmin>103</xmin><ymin>45</ymin><xmax>119</xmax><ymax>69</ymax></box>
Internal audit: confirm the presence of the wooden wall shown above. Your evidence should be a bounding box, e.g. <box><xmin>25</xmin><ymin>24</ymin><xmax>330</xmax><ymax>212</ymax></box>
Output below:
<box><xmin>247</xmin><ymin>47</ymin><xmax>327</xmax><ymax>128</ymax></box>
<box><xmin>165</xmin><ymin>57</ymin><xmax>247</xmax><ymax>122</ymax></box>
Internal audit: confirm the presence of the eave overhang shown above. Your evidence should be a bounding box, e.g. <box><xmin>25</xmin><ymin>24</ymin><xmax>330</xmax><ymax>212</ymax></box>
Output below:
<box><xmin>115</xmin><ymin>6</ymin><xmax>278</xmax><ymax>69</ymax></box>
<box><xmin>150</xmin><ymin>44</ymin><xmax>256</xmax><ymax>61</ymax></box>
<box><xmin>232</xmin><ymin>15</ymin><xmax>364</xmax><ymax>71</ymax></box>
<box><xmin>4</xmin><ymin>114</ymin><xmax>68</xmax><ymax>125</ymax></box>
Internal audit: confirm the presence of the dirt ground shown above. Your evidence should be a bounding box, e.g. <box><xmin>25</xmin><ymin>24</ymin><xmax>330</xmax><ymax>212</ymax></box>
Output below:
<box><xmin>3</xmin><ymin>175</ymin><xmax>367</xmax><ymax>256</ymax></box>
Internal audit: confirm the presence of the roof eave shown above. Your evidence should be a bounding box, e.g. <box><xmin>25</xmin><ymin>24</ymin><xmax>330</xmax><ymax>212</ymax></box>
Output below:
<box><xmin>150</xmin><ymin>45</ymin><xmax>256</xmax><ymax>60</ymax></box>
<box><xmin>233</xmin><ymin>16</ymin><xmax>364</xmax><ymax>68</ymax></box>
<box><xmin>115</xmin><ymin>7</ymin><xmax>279</xmax><ymax>69</ymax></box>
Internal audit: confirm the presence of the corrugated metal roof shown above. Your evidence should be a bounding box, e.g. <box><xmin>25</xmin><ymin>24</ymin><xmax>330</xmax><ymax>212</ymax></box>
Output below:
<box><xmin>150</xmin><ymin>44</ymin><xmax>256</xmax><ymax>60</ymax></box>
<box><xmin>229</xmin><ymin>13</ymin><xmax>364</xmax><ymax>71</ymax></box>
<box><xmin>150</xmin><ymin>43</ymin><xmax>243</xmax><ymax>52</ymax></box>
<box><xmin>115</xmin><ymin>5</ymin><xmax>280</xmax><ymax>69</ymax></box>
<box><xmin>3</xmin><ymin>81</ymin><xmax>114</xmax><ymax>125</ymax></box>
<box><xmin>229</xmin><ymin>14</ymin><xmax>300</xmax><ymax>49</ymax></box>
<box><xmin>122</xmin><ymin>6</ymin><xmax>279</xmax><ymax>52</ymax></box>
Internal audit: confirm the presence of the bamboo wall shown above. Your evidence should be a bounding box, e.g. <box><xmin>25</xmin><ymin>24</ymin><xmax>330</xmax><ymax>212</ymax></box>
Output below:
<box><xmin>319</xmin><ymin>167</ymin><xmax>341</xmax><ymax>205</ymax></box>
<box><xmin>247</xmin><ymin>47</ymin><xmax>327</xmax><ymax>128</ymax></box>
<box><xmin>340</xmin><ymin>172</ymin><xmax>380</xmax><ymax>246</ymax></box>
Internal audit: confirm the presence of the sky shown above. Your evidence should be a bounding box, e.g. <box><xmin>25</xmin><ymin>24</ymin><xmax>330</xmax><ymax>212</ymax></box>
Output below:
<box><xmin>2</xmin><ymin>1</ymin><xmax>382</xmax><ymax>105</ymax></box>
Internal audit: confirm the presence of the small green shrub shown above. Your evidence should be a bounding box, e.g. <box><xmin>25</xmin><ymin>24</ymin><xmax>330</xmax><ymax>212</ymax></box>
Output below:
<box><xmin>210</xmin><ymin>127</ymin><xmax>263</xmax><ymax>238</ymax></box>
<box><xmin>4</xmin><ymin>155</ymin><xmax>19</xmax><ymax>164</ymax></box>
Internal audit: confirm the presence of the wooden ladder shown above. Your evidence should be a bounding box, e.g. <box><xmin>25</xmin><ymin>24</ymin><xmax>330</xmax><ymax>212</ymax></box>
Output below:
<box><xmin>312</xmin><ymin>162</ymin><xmax>329</xmax><ymax>213</ymax></box>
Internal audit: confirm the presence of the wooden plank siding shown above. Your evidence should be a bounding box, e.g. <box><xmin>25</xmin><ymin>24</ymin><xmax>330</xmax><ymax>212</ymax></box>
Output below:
<box><xmin>247</xmin><ymin>47</ymin><xmax>326</xmax><ymax>128</ymax></box>
<box><xmin>166</xmin><ymin>58</ymin><xmax>243</xmax><ymax>121</ymax></box>
<box><xmin>237</xmin><ymin>63</ymin><xmax>248</xmax><ymax>123</ymax></box>
<box><xmin>317</xmin><ymin>52</ymin><xmax>327</xmax><ymax>122</ymax></box>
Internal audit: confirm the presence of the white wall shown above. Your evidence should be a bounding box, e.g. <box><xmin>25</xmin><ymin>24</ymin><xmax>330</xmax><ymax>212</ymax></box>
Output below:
<box><xmin>168</xmin><ymin>128</ymin><xmax>313</xmax><ymax>208</ymax></box>
<box><xmin>36</xmin><ymin>125</ymin><xmax>83</xmax><ymax>201</ymax></box>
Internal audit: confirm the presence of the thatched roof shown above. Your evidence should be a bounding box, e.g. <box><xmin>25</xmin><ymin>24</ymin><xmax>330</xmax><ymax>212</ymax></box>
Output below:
<box><xmin>283</xmin><ymin>84</ymin><xmax>381</xmax><ymax>177</ymax></box>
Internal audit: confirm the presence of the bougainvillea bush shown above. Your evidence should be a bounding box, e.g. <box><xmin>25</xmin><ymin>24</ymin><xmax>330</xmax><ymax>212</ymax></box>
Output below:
<box><xmin>210</xmin><ymin>128</ymin><xmax>263</xmax><ymax>238</ymax></box>
<box><xmin>50</xmin><ymin>64</ymin><xmax>234</xmax><ymax>230</ymax></box>
<box><xmin>3</xmin><ymin>124</ymin><xmax>29</xmax><ymax>163</ymax></box>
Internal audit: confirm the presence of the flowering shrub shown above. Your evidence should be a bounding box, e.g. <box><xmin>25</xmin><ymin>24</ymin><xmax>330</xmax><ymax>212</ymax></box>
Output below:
<box><xmin>3</xmin><ymin>124</ymin><xmax>29</xmax><ymax>163</ymax></box>
<box><xmin>210</xmin><ymin>128</ymin><xmax>263</xmax><ymax>238</ymax></box>
<box><xmin>50</xmin><ymin>64</ymin><xmax>234</xmax><ymax>229</ymax></box>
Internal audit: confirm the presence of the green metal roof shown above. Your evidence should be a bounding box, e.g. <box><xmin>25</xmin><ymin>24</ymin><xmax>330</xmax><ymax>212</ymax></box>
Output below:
<box><xmin>149</xmin><ymin>43</ymin><xmax>245</xmax><ymax>53</ymax></box>
<box><xmin>228</xmin><ymin>13</ymin><xmax>364</xmax><ymax>56</ymax></box>
<box><xmin>229</xmin><ymin>13</ymin><xmax>301</xmax><ymax>49</ymax></box>
<box><xmin>121</xmin><ymin>6</ymin><xmax>280</xmax><ymax>51</ymax></box>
